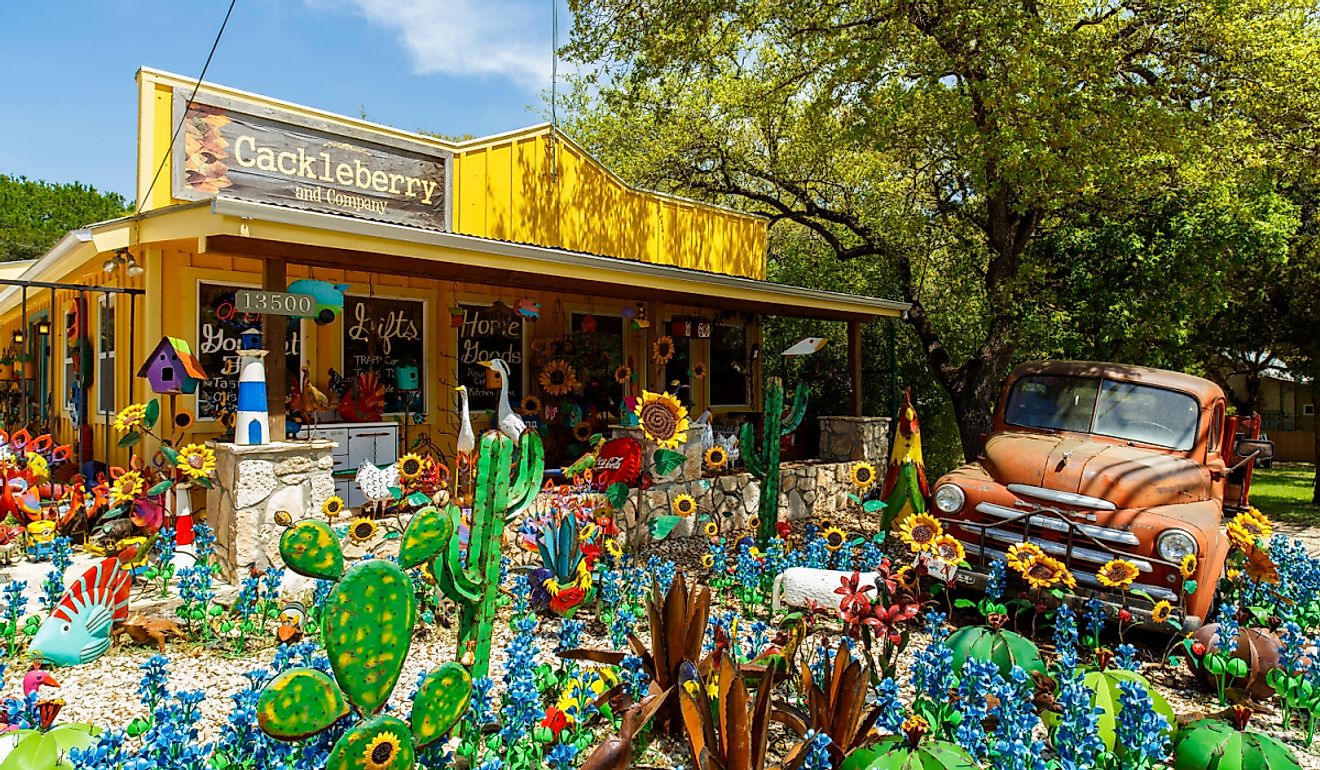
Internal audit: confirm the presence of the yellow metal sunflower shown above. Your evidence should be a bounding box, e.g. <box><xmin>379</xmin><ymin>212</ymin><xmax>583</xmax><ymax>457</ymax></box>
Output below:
<box><xmin>322</xmin><ymin>496</ymin><xmax>346</xmax><ymax>518</ymax></box>
<box><xmin>702</xmin><ymin>553</ymin><xmax>714</xmax><ymax>568</ymax></box>
<box><xmin>573</xmin><ymin>422</ymin><xmax>594</xmax><ymax>443</ymax></box>
<box><xmin>634</xmin><ymin>390</ymin><xmax>690</xmax><ymax>449</ymax></box>
<box><xmin>672</xmin><ymin>494</ymin><xmax>698</xmax><ymax>517</ymax></box>
<box><xmin>897</xmin><ymin>513</ymin><xmax>943</xmax><ymax>553</ymax></box>
<box><xmin>1006</xmin><ymin>542</ymin><xmax>1045</xmax><ymax>573</ymax></box>
<box><xmin>111</xmin><ymin>471</ymin><xmax>143</xmax><ymax>504</ymax></box>
<box><xmin>1227</xmin><ymin>509</ymin><xmax>1273</xmax><ymax>551</ymax></box>
<box><xmin>651</xmin><ymin>336</ymin><xmax>676</xmax><ymax>365</ymax></box>
<box><xmin>520</xmin><ymin>394</ymin><xmax>543</xmax><ymax>416</ymax></box>
<box><xmin>691</xmin><ymin>362</ymin><xmax>708</xmax><ymax>379</ymax></box>
<box><xmin>614</xmin><ymin>364</ymin><xmax>632</xmax><ymax>384</ymax></box>
<box><xmin>704</xmin><ymin>521</ymin><xmax>719</xmax><ymax>538</ymax></box>
<box><xmin>1096</xmin><ymin>559</ymin><xmax>1140</xmax><ymax>589</ymax></box>
<box><xmin>539</xmin><ymin>359</ymin><xmax>579</xmax><ymax>396</ymax></box>
<box><xmin>1179</xmin><ymin>553</ymin><xmax>1198</xmax><ymax>579</ymax></box>
<box><xmin>1151</xmin><ymin>600</ymin><xmax>1173</xmax><ymax>625</ymax></box>
<box><xmin>175</xmin><ymin>443</ymin><xmax>216</xmax><ymax>480</ymax></box>
<box><xmin>894</xmin><ymin>565</ymin><xmax>917</xmax><ymax>590</ymax></box>
<box><xmin>605</xmin><ymin>539</ymin><xmax>623</xmax><ymax>558</ymax></box>
<box><xmin>822</xmin><ymin>526</ymin><xmax>847</xmax><ymax>551</ymax></box>
<box><xmin>397</xmin><ymin>453</ymin><xmax>425</xmax><ymax>481</ymax></box>
<box><xmin>932</xmin><ymin>535</ymin><xmax>965</xmax><ymax>564</ymax></box>
<box><xmin>703</xmin><ymin>446</ymin><xmax>728</xmax><ymax>470</ymax></box>
<box><xmin>850</xmin><ymin>461</ymin><xmax>877</xmax><ymax>490</ymax></box>
<box><xmin>1021</xmin><ymin>554</ymin><xmax>1073</xmax><ymax>590</ymax></box>
<box><xmin>363</xmin><ymin>731</ymin><xmax>402</xmax><ymax>770</ymax></box>
<box><xmin>747</xmin><ymin>515</ymin><xmax>760</xmax><ymax>530</ymax></box>
<box><xmin>113</xmin><ymin>403</ymin><xmax>148</xmax><ymax>433</ymax></box>
<box><xmin>348</xmin><ymin>516</ymin><xmax>379</xmax><ymax>544</ymax></box>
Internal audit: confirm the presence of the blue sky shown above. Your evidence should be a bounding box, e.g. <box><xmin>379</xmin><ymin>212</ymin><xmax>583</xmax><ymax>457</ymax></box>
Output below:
<box><xmin>0</xmin><ymin>0</ymin><xmax>569</xmax><ymax>199</ymax></box>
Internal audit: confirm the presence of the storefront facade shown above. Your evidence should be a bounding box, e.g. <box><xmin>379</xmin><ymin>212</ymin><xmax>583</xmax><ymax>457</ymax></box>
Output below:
<box><xmin>0</xmin><ymin>68</ymin><xmax>908</xmax><ymax>481</ymax></box>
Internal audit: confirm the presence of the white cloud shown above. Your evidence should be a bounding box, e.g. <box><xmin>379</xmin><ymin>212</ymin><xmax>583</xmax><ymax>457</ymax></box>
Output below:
<box><xmin>315</xmin><ymin>0</ymin><xmax>554</xmax><ymax>90</ymax></box>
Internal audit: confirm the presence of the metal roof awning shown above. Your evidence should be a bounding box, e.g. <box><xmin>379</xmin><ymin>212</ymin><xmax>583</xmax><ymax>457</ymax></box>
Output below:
<box><xmin>78</xmin><ymin>198</ymin><xmax>911</xmax><ymax>322</ymax></box>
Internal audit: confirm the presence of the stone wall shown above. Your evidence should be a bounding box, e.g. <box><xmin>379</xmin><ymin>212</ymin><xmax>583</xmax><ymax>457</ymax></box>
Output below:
<box><xmin>818</xmin><ymin>416</ymin><xmax>892</xmax><ymax>463</ymax></box>
<box><xmin>207</xmin><ymin>440</ymin><xmax>337</xmax><ymax>582</ymax></box>
<box><xmin>619</xmin><ymin>460</ymin><xmax>874</xmax><ymax>547</ymax></box>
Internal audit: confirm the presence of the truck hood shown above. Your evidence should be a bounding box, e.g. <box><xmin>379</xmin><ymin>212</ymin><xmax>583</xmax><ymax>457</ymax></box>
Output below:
<box><xmin>981</xmin><ymin>431</ymin><xmax>1209</xmax><ymax>509</ymax></box>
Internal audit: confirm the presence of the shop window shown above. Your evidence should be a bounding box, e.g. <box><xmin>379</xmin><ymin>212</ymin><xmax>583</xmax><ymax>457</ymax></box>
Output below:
<box><xmin>342</xmin><ymin>294</ymin><xmax>426</xmax><ymax>415</ymax></box>
<box><xmin>63</xmin><ymin>309</ymin><xmax>75</xmax><ymax>415</ymax></box>
<box><xmin>570</xmin><ymin>312</ymin><xmax>625</xmax><ymax>413</ymax></box>
<box><xmin>1306</xmin><ymin>403</ymin><xmax>1315</xmax><ymax>416</ymax></box>
<box><xmin>97</xmin><ymin>296</ymin><xmax>115</xmax><ymax>414</ymax></box>
<box><xmin>456</xmin><ymin>302</ymin><xmax>525</xmax><ymax>414</ymax></box>
<box><xmin>710</xmin><ymin>323</ymin><xmax>751</xmax><ymax>406</ymax></box>
<box><xmin>663</xmin><ymin>335</ymin><xmax>693</xmax><ymax>398</ymax></box>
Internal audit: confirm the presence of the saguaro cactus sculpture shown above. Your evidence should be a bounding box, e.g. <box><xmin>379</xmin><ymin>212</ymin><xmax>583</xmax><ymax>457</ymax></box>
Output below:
<box><xmin>259</xmin><ymin>507</ymin><xmax>472</xmax><ymax>769</ymax></box>
<box><xmin>741</xmin><ymin>376</ymin><xmax>808</xmax><ymax>545</ymax></box>
<box><xmin>436</xmin><ymin>428</ymin><xmax>544</xmax><ymax>681</ymax></box>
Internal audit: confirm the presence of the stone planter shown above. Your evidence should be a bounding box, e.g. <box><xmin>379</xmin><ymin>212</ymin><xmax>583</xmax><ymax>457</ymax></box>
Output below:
<box><xmin>818</xmin><ymin>416</ymin><xmax>892</xmax><ymax>463</ymax></box>
<box><xmin>206</xmin><ymin>440</ymin><xmax>337</xmax><ymax>583</ymax></box>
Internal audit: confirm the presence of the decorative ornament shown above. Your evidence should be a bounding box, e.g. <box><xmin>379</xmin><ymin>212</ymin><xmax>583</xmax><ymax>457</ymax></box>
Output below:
<box><xmin>691</xmin><ymin>362</ymin><xmax>707</xmax><ymax>379</ymax></box>
<box><xmin>581</xmin><ymin>315</ymin><xmax>597</xmax><ymax>334</ymax></box>
<box><xmin>634</xmin><ymin>390</ymin><xmax>690</xmax><ymax>449</ymax></box>
<box><xmin>538</xmin><ymin>359</ymin><xmax>579</xmax><ymax>397</ymax></box>
<box><xmin>651</xmin><ymin>336</ymin><xmax>675</xmax><ymax>365</ymax></box>
<box><xmin>613</xmin><ymin>364</ymin><xmax>632</xmax><ymax>385</ymax></box>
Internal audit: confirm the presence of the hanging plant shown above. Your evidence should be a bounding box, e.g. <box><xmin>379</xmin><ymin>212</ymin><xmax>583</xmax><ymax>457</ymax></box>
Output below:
<box><xmin>538</xmin><ymin>359</ymin><xmax>579</xmax><ymax>396</ymax></box>
<box><xmin>651</xmin><ymin>335</ymin><xmax>675</xmax><ymax>365</ymax></box>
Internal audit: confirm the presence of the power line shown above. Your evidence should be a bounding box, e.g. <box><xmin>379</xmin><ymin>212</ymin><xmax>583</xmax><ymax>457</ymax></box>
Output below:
<box><xmin>136</xmin><ymin>0</ymin><xmax>238</xmax><ymax>215</ymax></box>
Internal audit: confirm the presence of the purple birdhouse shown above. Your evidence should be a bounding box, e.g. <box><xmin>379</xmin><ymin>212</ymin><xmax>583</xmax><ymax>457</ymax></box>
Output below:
<box><xmin>137</xmin><ymin>336</ymin><xmax>208</xmax><ymax>395</ymax></box>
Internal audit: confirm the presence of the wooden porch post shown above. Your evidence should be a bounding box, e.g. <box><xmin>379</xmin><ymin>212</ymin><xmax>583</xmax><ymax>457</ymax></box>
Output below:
<box><xmin>848</xmin><ymin>319</ymin><xmax>863</xmax><ymax>417</ymax></box>
<box><xmin>263</xmin><ymin>257</ymin><xmax>287</xmax><ymax>441</ymax></box>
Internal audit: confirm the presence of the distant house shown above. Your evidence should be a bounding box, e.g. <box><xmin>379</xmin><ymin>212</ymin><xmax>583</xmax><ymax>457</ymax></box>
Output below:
<box><xmin>1227</xmin><ymin>365</ymin><xmax>1315</xmax><ymax>463</ymax></box>
<box><xmin>137</xmin><ymin>336</ymin><xmax>208</xmax><ymax>395</ymax></box>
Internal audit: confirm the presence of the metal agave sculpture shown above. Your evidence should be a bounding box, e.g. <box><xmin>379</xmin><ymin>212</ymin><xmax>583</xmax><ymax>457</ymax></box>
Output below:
<box><xmin>259</xmin><ymin>503</ymin><xmax>472</xmax><ymax>769</ymax></box>
<box><xmin>741</xmin><ymin>376</ymin><xmax>807</xmax><ymax>546</ymax></box>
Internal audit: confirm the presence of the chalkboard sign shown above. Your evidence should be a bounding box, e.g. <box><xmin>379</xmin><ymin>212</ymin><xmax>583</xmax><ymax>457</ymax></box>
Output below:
<box><xmin>196</xmin><ymin>282</ymin><xmax>302</xmax><ymax>420</ymax></box>
<box><xmin>456</xmin><ymin>304</ymin><xmax>524</xmax><ymax>413</ymax></box>
<box><xmin>342</xmin><ymin>295</ymin><xmax>425</xmax><ymax>413</ymax></box>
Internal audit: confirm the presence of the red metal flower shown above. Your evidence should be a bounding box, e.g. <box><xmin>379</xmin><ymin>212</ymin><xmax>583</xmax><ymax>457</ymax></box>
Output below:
<box><xmin>541</xmin><ymin>706</ymin><xmax>568</xmax><ymax>738</ymax></box>
<box><xmin>775</xmin><ymin>521</ymin><xmax>793</xmax><ymax>540</ymax></box>
<box><xmin>835</xmin><ymin>571</ymin><xmax>875</xmax><ymax>620</ymax></box>
<box><xmin>1118</xmin><ymin>608</ymin><xmax>1132</xmax><ymax>624</ymax></box>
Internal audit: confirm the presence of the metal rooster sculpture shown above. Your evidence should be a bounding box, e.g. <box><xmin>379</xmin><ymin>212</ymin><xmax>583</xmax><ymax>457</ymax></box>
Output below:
<box><xmin>881</xmin><ymin>388</ymin><xmax>930</xmax><ymax>532</ymax></box>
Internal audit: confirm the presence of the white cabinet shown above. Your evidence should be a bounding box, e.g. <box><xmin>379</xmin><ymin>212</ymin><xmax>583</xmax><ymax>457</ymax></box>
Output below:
<box><xmin>306</xmin><ymin>421</ymin><xmax>398</xmax><ymax>509</ymax></box>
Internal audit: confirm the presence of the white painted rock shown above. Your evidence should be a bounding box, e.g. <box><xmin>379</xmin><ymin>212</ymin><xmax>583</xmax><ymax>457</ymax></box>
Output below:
<box><xmin>772</xmin><ymin>567</ymin><xmax>881</xmax><ymax>613</ymax></box>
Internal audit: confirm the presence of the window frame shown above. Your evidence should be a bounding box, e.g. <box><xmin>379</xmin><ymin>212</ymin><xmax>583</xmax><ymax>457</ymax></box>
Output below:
<box><xmin>96</xmin><ymin>294</ymin><xmax>116</xmax><ymax>415</ymax></box>
<box><xmin>708</xmin><ymin>321</ymin><xmax>753</xmax><ymax>409</ymax></box>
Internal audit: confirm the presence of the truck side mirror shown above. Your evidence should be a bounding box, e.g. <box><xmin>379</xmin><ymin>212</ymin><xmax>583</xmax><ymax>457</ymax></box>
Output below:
<box><xmin>1234</xmin><ymin>438</ymin><xmax>1275</xmax><ymax>462</ymax></box>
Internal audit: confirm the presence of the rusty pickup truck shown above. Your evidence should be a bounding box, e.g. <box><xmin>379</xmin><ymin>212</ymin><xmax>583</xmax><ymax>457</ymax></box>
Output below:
<box><xmin>933</xmin><ymin>361</ymin><xmax>1275</xmax><ymax>628</ymax></box>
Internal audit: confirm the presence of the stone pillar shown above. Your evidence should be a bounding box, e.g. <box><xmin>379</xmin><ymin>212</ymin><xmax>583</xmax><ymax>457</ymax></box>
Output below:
<box><xmin>817</xmin><ymin>416</ymin><xmax>892</xmax><ymax>463</ymax></box>
<box><xmin>207</xmin><ymin>440</ymin><xmax>337</xmax><ymax>582</ymax></box>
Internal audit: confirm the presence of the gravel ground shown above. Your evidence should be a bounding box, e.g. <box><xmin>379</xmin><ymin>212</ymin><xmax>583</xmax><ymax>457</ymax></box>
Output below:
<box><xmin>8</xmin><ymin>511</ymin><xmax>1320</xmax><ymax>767</ymax></box>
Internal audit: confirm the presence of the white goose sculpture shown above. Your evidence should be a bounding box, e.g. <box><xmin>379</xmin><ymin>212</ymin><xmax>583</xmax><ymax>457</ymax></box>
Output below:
<box><xmin>479</xmin><ymin>358</ymin><xmax>527</xmax><ymax>440</ymax></box>
<box><xmin>454</xmin><ymin>384</ymin><xmax>476</xmax><ymax>457</ymax></box>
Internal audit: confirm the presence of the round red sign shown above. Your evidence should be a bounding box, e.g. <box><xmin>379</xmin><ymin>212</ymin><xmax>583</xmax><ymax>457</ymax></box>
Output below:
<box><xmin>593</xmin><ymin>437</ymin><xmax>643</xmax><ymax>490</ymax></box>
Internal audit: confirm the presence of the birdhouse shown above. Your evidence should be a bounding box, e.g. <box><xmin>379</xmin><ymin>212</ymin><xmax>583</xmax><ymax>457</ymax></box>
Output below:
<box><xmin>136</xmin><ymin>336</ymin><xmax>208</xmax><ymax>395</ymax></box>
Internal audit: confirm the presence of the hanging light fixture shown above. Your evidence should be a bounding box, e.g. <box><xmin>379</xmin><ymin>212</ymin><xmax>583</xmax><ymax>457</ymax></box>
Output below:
<box><xmin>35</xmin><ymin>319</ymin><xmax>50</xmax><ymax>335</ymax></box>
<box><xmin>103</xmin><ymin>248</ymin><xmax>135</xmax><ymax>274</ymax></box>
<box><xmin>124</xmin><ymin>253</ymin><xmax>144</xmax><ymax>277</ymax></box>
<box><xmin>11</xmin><ymin>330</ymin><xmax>24</xmax><ymax>345</ymax></box>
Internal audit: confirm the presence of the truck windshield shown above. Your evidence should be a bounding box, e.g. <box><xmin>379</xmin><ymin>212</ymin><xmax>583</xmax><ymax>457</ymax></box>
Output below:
<box><xmin>1005</xmin><ymin>375</ymin><xmax>1199</xmax><ymax>450</ymax></box>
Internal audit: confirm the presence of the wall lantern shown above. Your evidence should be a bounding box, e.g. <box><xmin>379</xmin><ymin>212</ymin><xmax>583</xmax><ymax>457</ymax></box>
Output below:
<box><xmin>35</xmin><ymin>319</ymin><xmax>51</xmax><ymax>336</ymax></box>
<box><xmin>11</xmin><ymin>330</ymin><xmax>24</xmax><ymax>345</ymax></box>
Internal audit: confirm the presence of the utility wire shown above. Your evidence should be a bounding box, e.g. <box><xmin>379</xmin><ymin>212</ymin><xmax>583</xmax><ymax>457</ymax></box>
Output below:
<box><xmin>136</xmin><ymin>0</ymin><xmax>238</xmax><ymax>215</ymax></box>
<box><xmin>551</xmin><ymin>0</ymin><xmax>558</xmax><ymax>128</ymax></box>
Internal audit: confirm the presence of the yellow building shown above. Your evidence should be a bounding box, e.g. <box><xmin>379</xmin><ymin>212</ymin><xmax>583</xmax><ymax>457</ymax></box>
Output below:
<box><xmin>0</xmin><ymin>68</ymin><xmax>907</xmax><ymax>488</ymax></box>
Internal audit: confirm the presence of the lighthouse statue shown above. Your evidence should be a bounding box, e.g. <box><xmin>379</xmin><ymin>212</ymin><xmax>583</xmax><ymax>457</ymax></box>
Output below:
<box><xmin>235</xmin><ymin>328</ymin><xmax>270</xmax><ymax>446</ymax></box>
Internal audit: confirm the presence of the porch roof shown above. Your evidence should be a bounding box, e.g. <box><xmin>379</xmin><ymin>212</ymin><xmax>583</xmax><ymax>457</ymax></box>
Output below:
<box><xmin>71</xmin><ymin>198</ymin><xmax>910</xmax><ymax>323</ymax></box>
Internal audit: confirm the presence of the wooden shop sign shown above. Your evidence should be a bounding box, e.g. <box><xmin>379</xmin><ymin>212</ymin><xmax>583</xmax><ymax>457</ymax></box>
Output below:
<box><xmin>172</xmin><ymin>91</ymin><xmax>452</xmax><ymax>230</ymax></box>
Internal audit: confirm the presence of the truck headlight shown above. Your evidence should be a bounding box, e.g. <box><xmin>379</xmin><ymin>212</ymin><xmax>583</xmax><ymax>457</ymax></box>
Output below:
<box><xmin>933</xmin><ymin>484</ymin><xmax>966</xmax><ymax>514</ymax></box>
<box><xmin>1157</xmin><ymin>529</ymin><xmax>1197</xmax><ymax>563</ymax></box>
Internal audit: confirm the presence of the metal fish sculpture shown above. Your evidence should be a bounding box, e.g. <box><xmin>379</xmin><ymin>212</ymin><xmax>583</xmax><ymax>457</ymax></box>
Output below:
<box><xmin>30</xmin><ymin>558</ymin><xmax>131</xmax><ymax>666</ymax></box>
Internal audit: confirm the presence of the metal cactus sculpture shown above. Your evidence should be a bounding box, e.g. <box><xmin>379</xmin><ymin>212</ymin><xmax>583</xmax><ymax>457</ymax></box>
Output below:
<box><xmin>435</xmin><ymin>428</ymin><xmax>544</xmax><ymax>681</ymax></box>
<box><xmin>258</xmin><ymin>507</ymin><xmax>472</xmax><ymax>769</ymax></box>
<box><xmin>741</xmin><ymin>377</ymin><xmax>808</xmax><ymax>545</ymax></box>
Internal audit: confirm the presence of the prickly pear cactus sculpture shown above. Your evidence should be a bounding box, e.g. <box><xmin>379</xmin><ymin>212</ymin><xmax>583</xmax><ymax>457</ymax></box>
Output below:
<box><xmin>741</xmin><ymin>376</ymin><xmax>808</xmax><ymax>545</ymax></box>
<box><xmin>258</xmin><ymin>508</ymin><xmax>472</xmax><ymax>769</ymax></box>
<box><xmin>435</xmin><ymin>429</ymin><xmax>543</xmax><ymax>681</ymax></box>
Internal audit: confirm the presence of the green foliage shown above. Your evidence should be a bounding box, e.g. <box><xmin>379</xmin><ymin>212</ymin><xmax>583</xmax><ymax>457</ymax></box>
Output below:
<box><xmin>0</xmin><ymin>175</ymin><xmax>129</xmax><ymax>262</ymax></box>
<box><xmin>562</xmin><ymin>0</ymin><xmax>1320</xmax><ymax>459</ymax></box>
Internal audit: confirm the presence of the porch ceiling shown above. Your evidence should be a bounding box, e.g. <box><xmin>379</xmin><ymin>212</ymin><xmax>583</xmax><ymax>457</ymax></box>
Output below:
<box><xmin>93</xmin><ymin>198</ymin><xmax>911</xmax><ymax>322</ymax></box>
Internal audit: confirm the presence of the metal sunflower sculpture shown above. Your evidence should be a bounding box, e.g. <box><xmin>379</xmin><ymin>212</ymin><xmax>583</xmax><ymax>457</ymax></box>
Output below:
<box><xmin>703</xmin><ymin>445</ymin><xmax>728</xmax><ymax>471</ymax></box>
<box><xmin>651</xmin><ymin>335</ymin><xmax>675</xmax><ymax>365</ymax></box>
<box><xmin>634</xmin><ymin>390</ymin><xmax>690</xmax><ymax>449</ymax></box>
<box><xmin>538</xmin><ymin>359</ymin><xmax>579</xmax><ymax>397</ymax></box>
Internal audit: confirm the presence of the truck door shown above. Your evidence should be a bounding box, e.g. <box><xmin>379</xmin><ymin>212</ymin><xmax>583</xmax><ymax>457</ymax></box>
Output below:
<box><xmin>1223</xmin><ymin>413</ymin><xmax>1261</xmax><ymax>512</ymax></box>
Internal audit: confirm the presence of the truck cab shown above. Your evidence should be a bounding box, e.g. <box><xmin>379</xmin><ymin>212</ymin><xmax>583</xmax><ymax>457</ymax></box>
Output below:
<box><xmin>933</xmin><ymin>361</ymin><xmax>1274</xmax><ymax>627</ymax></box>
